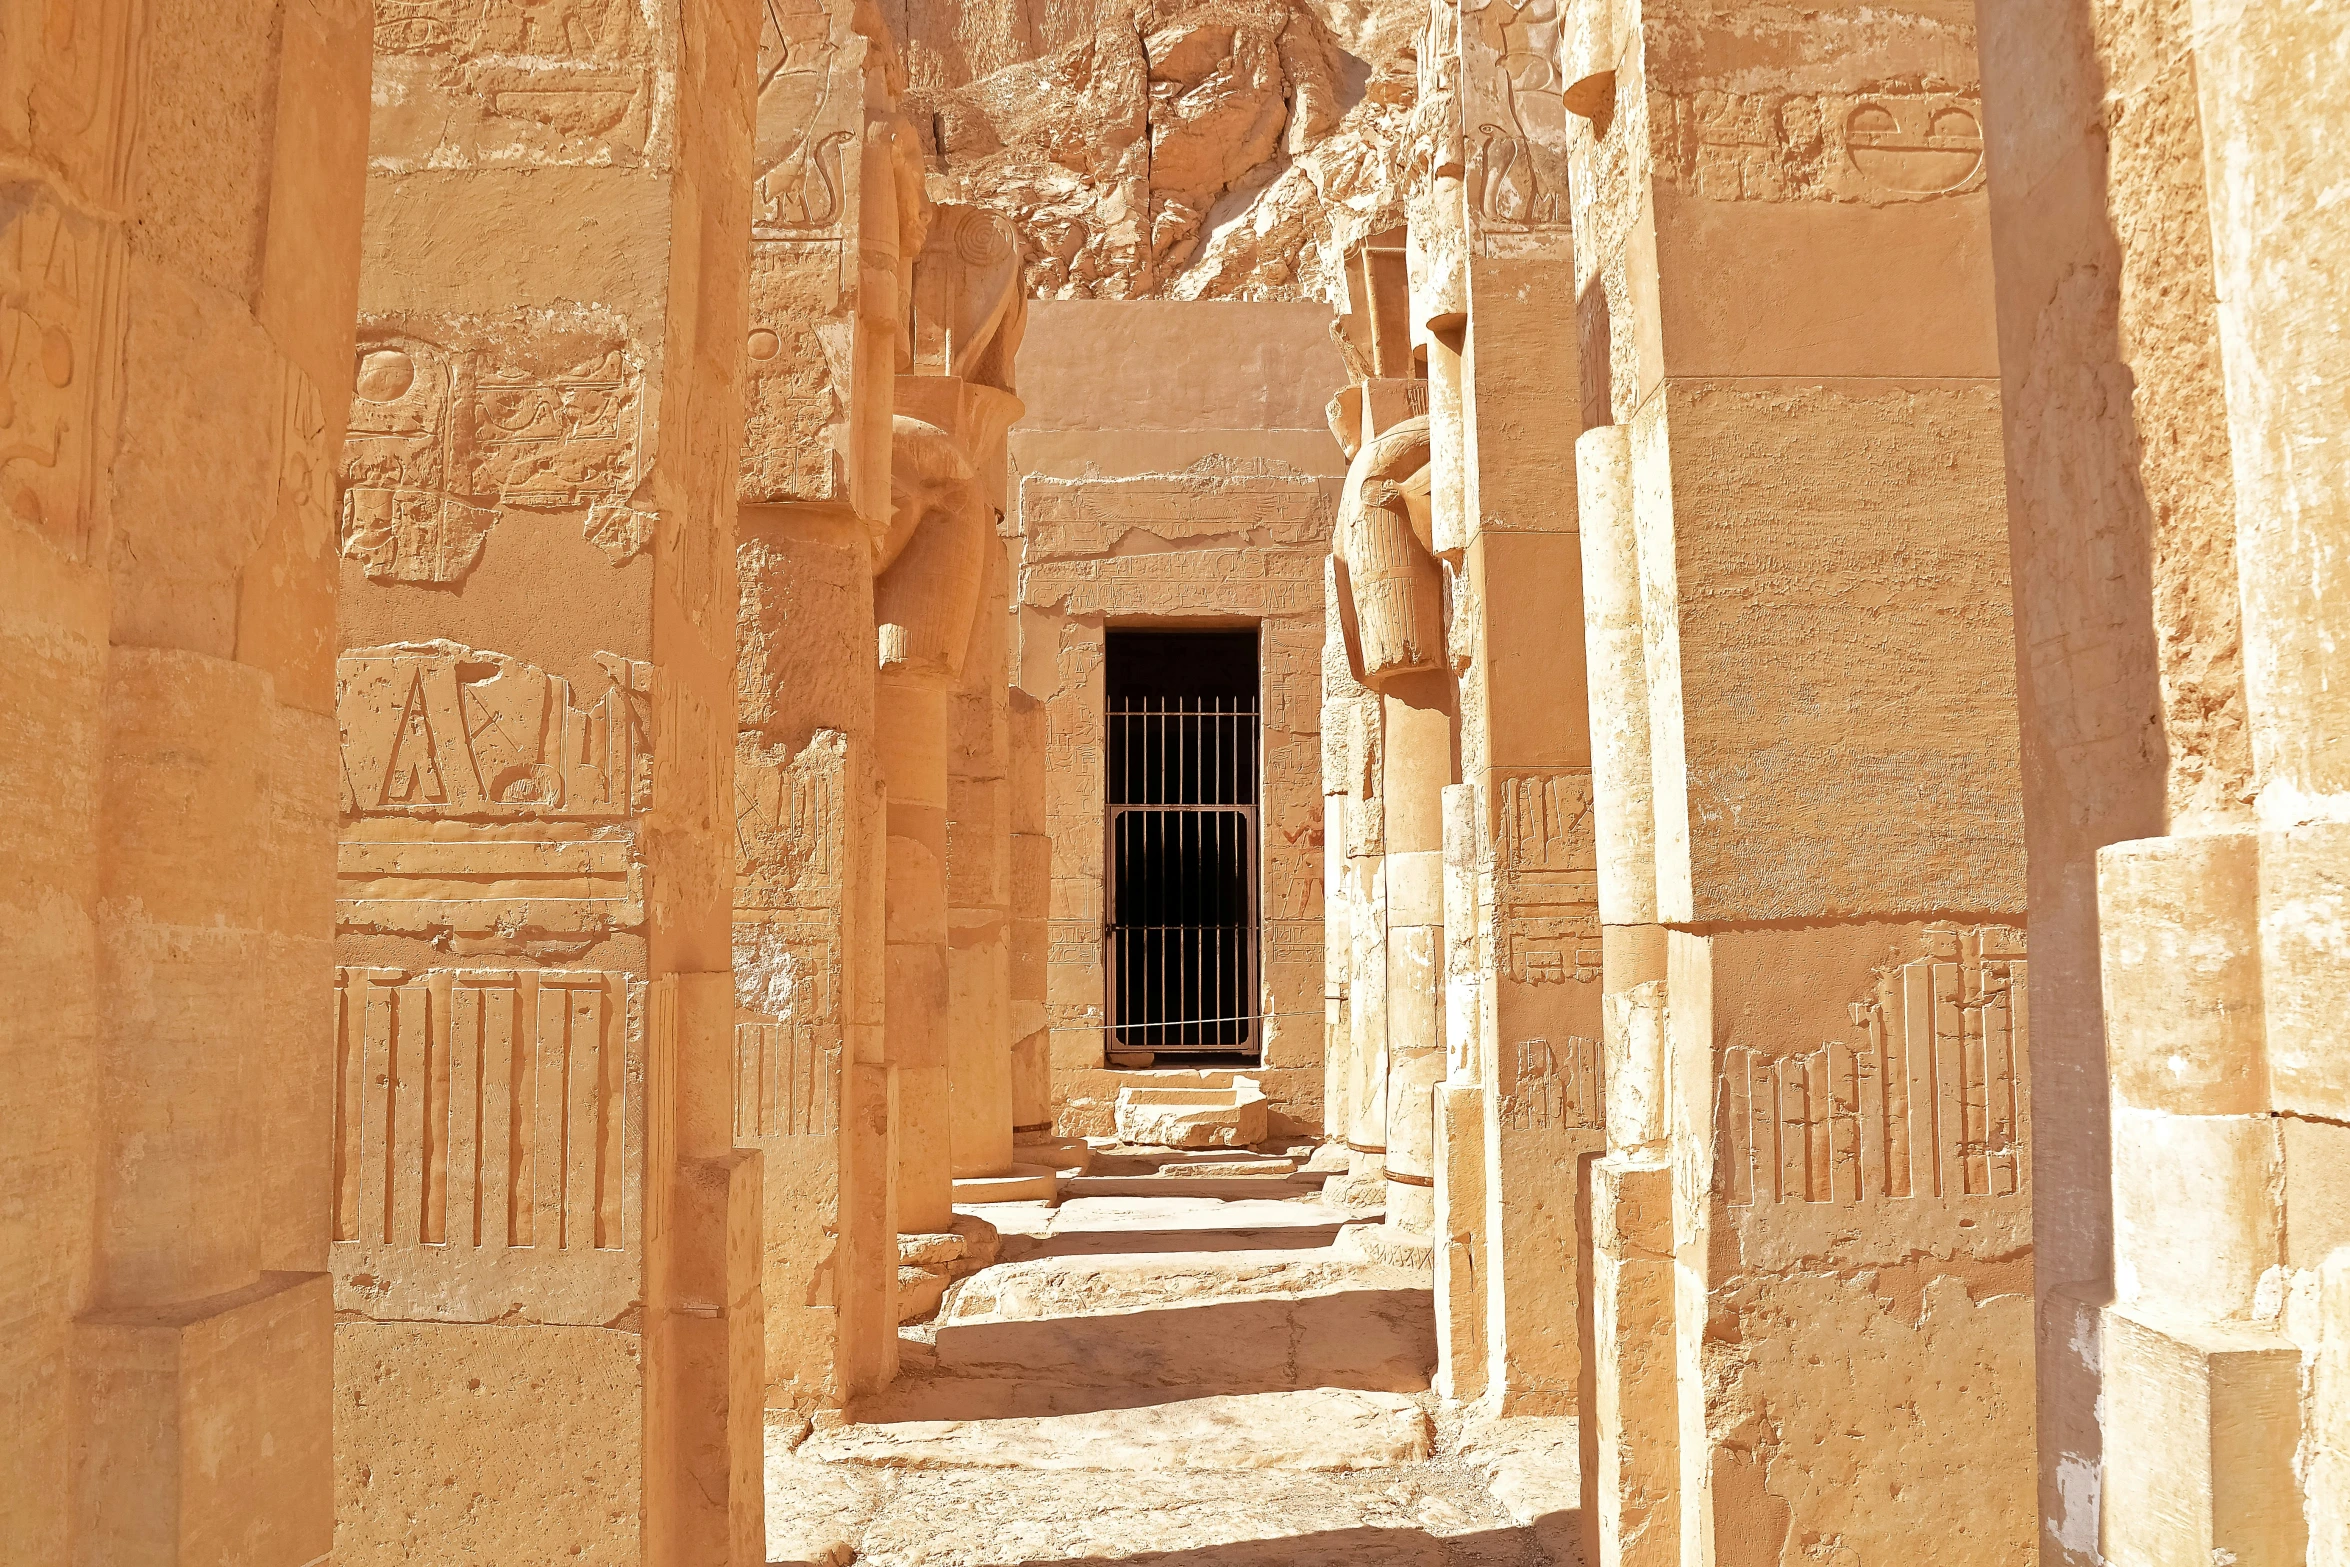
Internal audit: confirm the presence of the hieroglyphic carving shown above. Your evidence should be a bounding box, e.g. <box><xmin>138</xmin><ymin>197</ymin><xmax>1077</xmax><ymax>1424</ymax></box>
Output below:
<box><xmin>332</xmin><ymin>967</ymin><xmax>641</xmax><ymax>1251</ymax></box>
<box><xmin>342</xmin><ymin>325</ymin><xmax>647</xmax><ymax>582</ymax></box>
<box><xmin>1460</xmin><ymin>0</ymin><xmax>1572</xmax><ymax>232</ymax></box>
<box><xmin>735</xmin><ymin>977</ymin><xmax>841</xmax><ymax>1138</ymax></box>
<box><xmin>1499</xmin><ymin>1034</ymin><xmax>1602</xmax><ymax>1131</ymax></box>
<box><xmin>1490</xmin><ymin>771</ymin><xmax>1601</xmax><ymax>985</ymax></box>
<box><xmin>1843</xmin><ymin>100</ymin><xmax>1984</xmax><ymax>194</ymax></box>
<box><xmin>735</xmin><ymin>734</ymin><xmax>846</xmax><ymax>910</ymax></box>
<box><xmin>338</xmin><ymin>643</ymin><xmax>653</xmax><ymax>818</ymax></box>
<box><xmin>342</xmin><ymin>338</ymin><xmax>489</xmax><ymax>579</ymax></box>
<box><xmin>0</xmin><ymin>0</ymin><xmax>144</xmax><ymax>202</ymax></box>
<box><xmin>276</xmin><ymin>363</ymin><xmax>337</xmax><ymax>555</ymax></box>
<box><xmin>753</xmin><ymin>0</ymin><xmax>852</xmax><ymax>238</ymax></box>
<box><xmin>371</xmin><ymin>0</ymin><xmax>653</xmax><ymax>156</ymax></box>
<box><xmin>1655</xmin><ymin>92</ymin><xmax>1988</xmax><ymax>204</ymax></box>
<box><xmin>0</xmin><ymin>186</ymin><xmax>123</xmax><ymax>557</ymax></box>
<box><xmin>1023</xmin><ymin>461</ymin><xmax>1334</xmax><ymax>560</ymax></box>
<box><xmin>1723</xmin><ymin>927</ymin><xmax>2028</xmax><ymax>1207</ymax></box>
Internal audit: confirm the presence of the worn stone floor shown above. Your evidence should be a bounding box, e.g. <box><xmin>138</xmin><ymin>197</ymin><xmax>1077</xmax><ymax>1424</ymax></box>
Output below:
<box><xmin>765</xmin><ymin>1146</ymin><xmax>1584</xmax><ymax>1566</ymax></box>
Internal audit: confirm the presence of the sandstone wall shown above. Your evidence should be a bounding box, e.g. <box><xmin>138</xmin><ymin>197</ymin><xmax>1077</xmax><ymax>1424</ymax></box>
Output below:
<box><xmin>1010</xmin><ymin>298</ymin><xmax>1348</xmax><ymax>1137</ymax></box>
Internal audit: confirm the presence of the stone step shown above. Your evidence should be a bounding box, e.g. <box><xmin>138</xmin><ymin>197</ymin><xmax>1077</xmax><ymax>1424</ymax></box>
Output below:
<box><xmin>949</xmin><ymin>1162</ymin><xmax>1061</xmax><ymax>1204</ymax></box>
<box><xmin>1113</xmin><ymin>1075</ymin><xmax>1269</xmax><ymax>1147</ymax></box>
<box><xmin>803</xmin><ymin>1388</ymin><xmax>1434</xmax><ymax>1472</ymax></box>
<box><xmin>1153</xmin><ymin>1156</ymin><xmax>1298</xmax><ymax>1177</ymax></box>
<box><xmin>924</xmin><ymin>1281</ymin><xmax>1436</xmax><ymax>1393</ymax></box>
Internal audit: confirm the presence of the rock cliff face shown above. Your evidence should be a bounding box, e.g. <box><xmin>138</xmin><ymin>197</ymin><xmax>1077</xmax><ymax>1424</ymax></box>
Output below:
<box><xmin>879</xmin><ymin>0</ymin><xmax>1422</xmax><ymax>301</ymax></box>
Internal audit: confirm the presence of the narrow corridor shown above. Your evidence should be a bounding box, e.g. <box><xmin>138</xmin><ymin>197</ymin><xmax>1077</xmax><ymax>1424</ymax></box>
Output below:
<box><xmin>764</xmin><ymin>1147</ymin><xmax>1581</xmax><ymax>1566</ymax></box>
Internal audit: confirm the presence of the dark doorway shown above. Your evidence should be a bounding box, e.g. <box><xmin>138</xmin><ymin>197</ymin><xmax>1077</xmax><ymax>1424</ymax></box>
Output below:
<box><xmin>1105</xmin><ymin>630</ymin><xmax>1261</xmax><ymax>1059</ymax></box>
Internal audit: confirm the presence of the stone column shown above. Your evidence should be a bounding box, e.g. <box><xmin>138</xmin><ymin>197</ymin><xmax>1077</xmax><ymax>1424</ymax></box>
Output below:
<box><xmin>946</xmin><ymin>541</ymin><xmax>1056</xmax><ymax>1201</ymax></box>
<box><xmin>1008</xmin><ymin>688</ymin><xmax>1080</xmax><ymax>1165</ymax></box>
<box><xmin>1457</xmin><ymin>255</ymin><xmax>1605</xmax><ymax>1415</ymax></box>
<box><xmin>946</xmin><ymin>544</ymin><xmax>1014</xmax><ymax>1187</ymax></box>
<box><xmin>878</xmin><ymin>665</ymin><xmax>957</xmax><ymax>1235</ymax></box>
<box><xmin>1579</xmin><ymin>423</ymin><xmax>1675</xmax><ymax>1567</ymax></box>
<box><xmin>1564</xmin><ymin>0</ymin><xmax>2035</xmax><ymax>1556</ymax></box>
<box><xmin>1330</xmin><ymin>407</ymin><xmax>1439</xmax><ymax>1241</ymax></box>
<box><xmin>331</xmin><ymin>2</ymin><xmax>763</xmax><ymax>1558</ymax></box>
<box><xmin>733</xmin><ymin>0</ymin><xmax>921</xmax><ymax>1410</ymax></box>
<box><xmin>1379</xmin><ymin>676</ymin><xmax>1451</xmax><ymax>1241</ymax></box>
<box><xmin>885</xmin><ymin>203</ymin><xmax>1025</xmax><ymax>1237</ymax></box>
<box><xmin>3</xmin><ymin>3</ymin><xmax>371</xmax><ymax>1561</ymax></box>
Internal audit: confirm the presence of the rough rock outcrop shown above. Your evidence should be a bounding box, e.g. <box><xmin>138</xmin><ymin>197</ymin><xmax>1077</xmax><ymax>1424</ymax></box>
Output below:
<box><xmin>882</xmin><ymin>0</ymin><xmax>1423</xmax><ymax>300</ymax></box>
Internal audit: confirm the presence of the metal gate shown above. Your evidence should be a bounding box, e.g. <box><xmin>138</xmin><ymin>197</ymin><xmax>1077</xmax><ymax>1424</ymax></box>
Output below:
<box><xmin>1106</xmin><ymin>692</ymin><xmax>1260</xmax><ymax>1055</ymax></box>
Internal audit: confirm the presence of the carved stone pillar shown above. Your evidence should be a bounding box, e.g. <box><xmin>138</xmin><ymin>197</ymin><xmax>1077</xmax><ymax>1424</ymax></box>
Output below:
<box><xmin>331</xmin><ymin>2</ymin><xmax>762</xmax><ymax>1558</ymax></box>
<box><xmin>886</xmin><ymin>206</ymin><xmax>1027</xmax><ymax>1233</ymax></box>
<box><xmin>3</xmin><ymin>4</ymin><xmax>371</xmax><ymax>1562</ymax></box>
<box><xmin>1565</xmin><ymin>0</ymin><xmax>2033</xmax><ymax>1555</ymax></box>
<box><xmin>734</xmin><ymin>0</ymin><xmax>927</xmax><ymax>1406</ymax></box>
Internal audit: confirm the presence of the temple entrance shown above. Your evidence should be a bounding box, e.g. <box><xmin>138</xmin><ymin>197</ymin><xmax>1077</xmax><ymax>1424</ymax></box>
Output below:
<box><xmin>1104</xmin><ymin>628</ymin><xmax>1262</xmax><ymax>1060</ymax></box>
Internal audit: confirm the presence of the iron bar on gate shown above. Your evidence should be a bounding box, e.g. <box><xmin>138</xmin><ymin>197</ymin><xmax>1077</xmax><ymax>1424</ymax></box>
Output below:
<box><xmin>1105</xmin><ymin>691</ymin><xmax>1261</xmax><ymax>1055</ymax></box>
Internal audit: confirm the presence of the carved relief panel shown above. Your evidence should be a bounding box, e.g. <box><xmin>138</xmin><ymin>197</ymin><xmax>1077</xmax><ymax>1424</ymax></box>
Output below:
<box><xmin>1460</xmin><ymin>0</ymin><xmax>1574</xmax><ymax>235</ymax></box>
<box><xmin>342</xmin><ymin>321</ymin><xmax>648</xmax><ymax>583</ymax></box>
<box><xmin>332</xmin><ymin>966</ymin><xmax>647</xmax><ymax>1321</ymax></box>
<box><xmin>1499</xmin><ymin>1034</ymin><xmax>1603</xmax><ymax>1133</ymax></box>
<box><xmin>1490</xmin><ymin>771</ymin><xmax>1601</xmax><ymax>986</ymax></box>
<box><xmin>336</xmin><ymin>642</ymin><xmax>656</xmax><ymax>940</ymax></box>
<box><xmin>370</xmin><ymin>0</ymin><xmax>656</xmax><ymax>163</ymax></box>
<box><xmin>0</xmin><ymin>0</ymin><xmax>144</xmax><ymax>203</ymax></box>
<box><xmin>0</xmin><ymin>186</ymin><xmax>123</xmax><ymax>559</ymax></box>
<box><xmin>1655</xmin><ymin>92</ymin><xmax>1987</xmax><ymax>204</ymax></box>
<box><xmin>1721</xmin><ymin>927</ymin><xmax>2028</xmax><ymax>1210</ymax></box>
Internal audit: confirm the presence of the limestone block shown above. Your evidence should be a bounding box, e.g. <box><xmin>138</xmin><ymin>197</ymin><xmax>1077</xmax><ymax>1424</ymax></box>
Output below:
<box><xmin>1592</xmin><ymin>1157</ymin><xmax>1677</xmax><ymax>1567</ymax></box>
<box><xmin>1576</xmin><ymin>424</ymin><xmax>1656</xmax><ymax>927</ymax></box>
<box><xmin>896</xmin><ymin>1268</ymin><xmax>952</xmax><ymax>1324</ymax></box>
<box><xmin>2256</xmin><ymin>823</ymin><xmax>2350</xmax><ymax>1121</ymax></box>
<box><xmin>1114</xmin><ymin>1078</ymin><xmax>1270</xmax><ymax>1148</ymax></box>
<box><xmin>2099</xmin><ymin>831</ymin><xmax>2265</xmax><ymax>1114</ymax></box>
<box><xmin>71</xmin><ymin>1272</ymin><xmax>332</xmax><ymax>1567</ymax></box>
<box><xmin>2185</xmin><ymin>0</ymin><xmax>2350</xmax><ymax>811</ymax></box>
<box><xmin>1432</xmin><ymin>1081</ymin><xmax>1489</xmax><ymax>1404</ymax></box>
<box><xmin>2101</xmin><ymin>1307</ymin><xmax>2307</xmax><ymax>1567</ymax></box>
<box><xmin>335</xmin><ymin>1319</ymin><xmax>645</xmax><ymax>1563</ymax></box>
<box><xmin>801</xmin><ymin>1388</ymin><xmax>1432</xmax><ymax>1472</ymax></box>
<box><xmin>1682</xmin><ymin>923</ymin><xmax>2036</xmax><ymax>1557</ymax></box>
<box><xmin>2313</xmin><ymin>1254</ymin><xmax>2350</xmax><ymax>1566</ymax></box>
<box><xmin>2111</xmin><ymin>1106</ymin><xmax>2282</xmax><ymax>1321</ymax></box>
<box><xmin>328</xmin><ymin>967</ymin><xmax>649</xmax><ymax>1326</ymax></box>
<box><xmin>1637</xmin><ymin>384</ymin><xmax>2023</xmax><ymax>923</ymax></box>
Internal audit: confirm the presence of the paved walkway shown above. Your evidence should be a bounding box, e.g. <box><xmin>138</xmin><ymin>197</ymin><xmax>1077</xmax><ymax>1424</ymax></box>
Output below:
<box><xmin>764</xmin><ymin>1147</ymin><xmax>1583</xmax><ymax>1566</ymax></box>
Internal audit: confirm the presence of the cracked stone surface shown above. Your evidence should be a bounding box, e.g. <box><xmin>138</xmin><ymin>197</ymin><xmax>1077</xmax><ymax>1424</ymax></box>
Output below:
<box><xmin>766</xmin><ymin>1149</ymin><xmax>1583</xmax><ymax>1565</ymax></box>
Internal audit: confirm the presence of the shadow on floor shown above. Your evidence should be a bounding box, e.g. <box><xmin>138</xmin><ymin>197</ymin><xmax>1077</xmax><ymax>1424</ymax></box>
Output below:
<box><xmin>864</xmin><ymin>1289</ymin><xmax>1437</xmax><ymax>1421</ymax></box>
